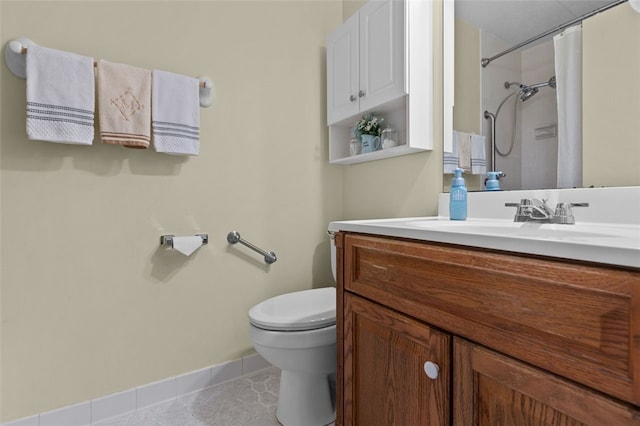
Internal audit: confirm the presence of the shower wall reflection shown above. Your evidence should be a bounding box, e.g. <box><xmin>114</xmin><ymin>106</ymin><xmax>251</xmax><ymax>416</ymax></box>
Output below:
<box><xmin>483</xmin><ymin>34</ymin><xmax>559</xmax><ymax>191</ymax></box>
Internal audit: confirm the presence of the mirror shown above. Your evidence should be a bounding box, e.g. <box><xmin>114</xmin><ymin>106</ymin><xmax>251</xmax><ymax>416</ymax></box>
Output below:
<box><xmin>447</xmin><ymin>0</ymin><xmax>640</xmax><ymax>191</ymax></box>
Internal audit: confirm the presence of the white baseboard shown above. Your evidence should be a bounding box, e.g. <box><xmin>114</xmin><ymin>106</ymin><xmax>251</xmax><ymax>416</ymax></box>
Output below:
<box><xmin>2</xmin><ymin>353</ymin><xmax>271</xmax><ymax>426</ymax></box>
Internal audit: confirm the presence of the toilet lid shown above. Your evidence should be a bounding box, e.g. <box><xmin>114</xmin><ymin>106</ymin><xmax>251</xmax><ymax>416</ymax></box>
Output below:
<box><xmin>249</xmin><ymin>287</ymin><xmax>336</xmax><ymax>331</ymax></box>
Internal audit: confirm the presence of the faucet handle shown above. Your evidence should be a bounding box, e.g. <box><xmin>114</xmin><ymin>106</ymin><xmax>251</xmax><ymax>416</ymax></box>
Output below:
<box><xmin>504</xmin><ymin>198</ymin><xmax>534</xmax><ymax>207</ymax></box>
<box><xmin>552</xmin><ymin>202</ymin><xmax>589</xmax><ymax>224</ymax></box>
<box><xmin>505</xmin><ymin>201</ymin><xmax>524</xmax><ymax>222</ymax></box>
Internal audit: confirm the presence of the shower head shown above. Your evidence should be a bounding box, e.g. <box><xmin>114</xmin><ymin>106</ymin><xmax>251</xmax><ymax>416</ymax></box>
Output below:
<box><xmin>518</xmin><ymin>86</ymin><xmax>539</xmax><ymax>102</ymax></box>
<box><xmin>503</xmin><ymin>81</ymin><xmax>541</xmax><ymax>101</ymax></box>
<box><xmin>514</xmin><ymin>75</ymin><xmax>556</xmax><ymax>102</ymax></box>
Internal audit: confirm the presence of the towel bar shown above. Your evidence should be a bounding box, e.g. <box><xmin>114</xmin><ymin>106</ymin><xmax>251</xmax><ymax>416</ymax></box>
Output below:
<box><xmin>4</xmin><ymin>38</ymin><xmax>214</xmax><ymax>107</ymax></box>
<box><xmin>227</xmin><ymin>231</ymin><xmax>277</xmax><ymax>264</ymax></box>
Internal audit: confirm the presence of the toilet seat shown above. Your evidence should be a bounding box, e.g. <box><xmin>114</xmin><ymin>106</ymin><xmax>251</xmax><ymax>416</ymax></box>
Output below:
<box><xmin>249</xmin><ymin>287</ymin><xmax>336</xmax><ymax>331</ymax></box>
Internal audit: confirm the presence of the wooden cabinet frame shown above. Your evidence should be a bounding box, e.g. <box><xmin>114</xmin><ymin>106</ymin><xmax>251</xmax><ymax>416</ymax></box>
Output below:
<box><xmin>335</xmin><ymin>232</ymin><xmax>640</xmax><ymax>425</ymax></box>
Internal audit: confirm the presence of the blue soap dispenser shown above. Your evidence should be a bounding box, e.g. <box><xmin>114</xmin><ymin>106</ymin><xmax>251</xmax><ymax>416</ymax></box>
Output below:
<box><xmin>450</xmin><ymin>167</ymin><xmax>467</xmax><ymax>221</ymax></box>
<box><xmin>485</xmin><ymin>171</ymin><xmax>503</xmax><ymax>191</ymax></box>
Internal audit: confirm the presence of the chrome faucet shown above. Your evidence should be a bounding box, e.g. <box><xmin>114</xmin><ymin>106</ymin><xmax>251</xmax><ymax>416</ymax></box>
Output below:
<box><xmin>505</xmin><ymin>198</ymin><xmax>589</xmax><ymax>224</ymax></box>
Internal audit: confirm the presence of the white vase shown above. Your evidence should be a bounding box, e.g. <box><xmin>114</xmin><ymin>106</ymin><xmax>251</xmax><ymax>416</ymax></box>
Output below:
<box><xmin>361</xmin><ymin>134</ymin><xmax>381</xmax><ymax>153</ymax></box>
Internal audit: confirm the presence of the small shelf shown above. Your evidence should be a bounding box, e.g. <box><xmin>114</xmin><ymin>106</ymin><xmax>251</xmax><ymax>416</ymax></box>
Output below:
<box><xmin>329</xmin><ymin>96</ymin><xmax>431</xmax><ymax>164</ymax></box>
<box><xmin>331</xmin><ymin>144</ymin><xmax>426</xmax><ymax>165</ymax></box>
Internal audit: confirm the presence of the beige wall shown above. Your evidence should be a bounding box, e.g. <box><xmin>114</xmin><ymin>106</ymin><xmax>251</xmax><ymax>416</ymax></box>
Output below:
<box><xmin>0</xmin><ymin>1</ymin><xmax>345</xmax><ymax>421</ymax></box>
<box><xmin>444</xmin><ymin>16</ymin><xmax>482</xmax><ymax>192</ymax></box>
<box><xmin>0</xmin><ymin>0</ymin><xmax>444</xmax><ymax>421</ymax></box>
<box><xmin>583</xmin><ymin>2</ymin><xmax>640</xmax><ymax>187</ymax></box>
<box><xmin>342</xmin><ymin>0</ymin><xmax>363</xmax><ymax>20</ymax></box>
<box><xmin>452</xmin><ymin>18</ymin><xmax>480</xmax><ymax>135</ymax></box>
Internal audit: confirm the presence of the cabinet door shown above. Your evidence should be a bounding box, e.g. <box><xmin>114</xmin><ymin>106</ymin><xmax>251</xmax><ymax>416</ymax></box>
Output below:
<box><xmin>327</xmin><ymin>12</ymin><xmax>359</xmax><ymax>125</ymax></box>
<box><xmin>343</xmin><ymin>293</ymin><xmax>450</xmax><ymax>426</ymax></box>
<box><xmin>454</xmin><ymin>338</ymin><xmax>640</xmax><ymax>426</ymax></box>
<box><xmin>358</xmin><ymin>0</ymin><xmax>405</xmax><ymax>112</ymax></box>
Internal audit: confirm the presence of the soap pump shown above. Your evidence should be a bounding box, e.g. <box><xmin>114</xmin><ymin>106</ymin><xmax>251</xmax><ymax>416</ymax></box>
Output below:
<box><xmin>485</xmin><ymin>171</ymin><xmax>504</xmax><ymax>191</ymax></box>
<box><xmin>449</xmin><ymin>167</ymin><xmax>467</xmax><ymax>221</ymax></box>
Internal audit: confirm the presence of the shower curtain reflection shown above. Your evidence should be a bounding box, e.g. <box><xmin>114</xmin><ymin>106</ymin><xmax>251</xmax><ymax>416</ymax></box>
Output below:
<box><xmin>554</xmin><ymin>25</ymin><xmax>583</xmax><ymax>189</ymax></box>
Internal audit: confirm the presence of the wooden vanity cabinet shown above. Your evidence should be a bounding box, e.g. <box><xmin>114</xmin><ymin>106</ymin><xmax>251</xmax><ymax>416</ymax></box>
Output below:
<box><xmin>343</xmin><ymin>293</ymin><xmax>450</xmax><ymax>426</ymax></box>
<box><xmin>334</xmin><ymin>232</ymin><xmax>640</xmax><ymax>426</ymax></box>
<box><xmin>454</xmin><ymin>338</ymin><xmax>639</xmax><ymax>426</ymax></box>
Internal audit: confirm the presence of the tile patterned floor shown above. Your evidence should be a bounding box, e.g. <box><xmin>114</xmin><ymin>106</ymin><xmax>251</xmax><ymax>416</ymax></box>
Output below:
<box><xmin>97</xmin><ymin>367</ymin><xmax>282</xmax><ymax>426</ymax></box>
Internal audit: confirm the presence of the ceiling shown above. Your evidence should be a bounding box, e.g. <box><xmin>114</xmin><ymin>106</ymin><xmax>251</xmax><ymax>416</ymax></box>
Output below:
<box><xmin>455</xmin><ymin>0</ymin><xmax>621</xmax><ymax>46</ymax></box>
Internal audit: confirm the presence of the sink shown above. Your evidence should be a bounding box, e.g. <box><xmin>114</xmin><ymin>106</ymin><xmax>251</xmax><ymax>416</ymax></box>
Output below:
<box><xmin>329</xmin><ymin>187</ymin><xmax>640</xmax><ymax>268</ymax></box>
<box><xmin>329</xmin><ymin>216</ymin><xmax>640</xmax><ymax>268</ymax></box>
<box><xmin>402</xmin><ymin>218</ymin><xmax>636</xmax><ymax>244</ymax></box>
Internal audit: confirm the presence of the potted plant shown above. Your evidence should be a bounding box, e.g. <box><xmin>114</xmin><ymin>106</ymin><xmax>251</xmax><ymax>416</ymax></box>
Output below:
<box><xmin>356</xmin><ymin>113</ymin><xmax>384</xmax><ymax>153</ymax></box>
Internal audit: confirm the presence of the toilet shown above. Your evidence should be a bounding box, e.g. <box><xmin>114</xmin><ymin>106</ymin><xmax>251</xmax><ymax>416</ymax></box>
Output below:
<box><xmin>248</xmin><ymin>235</ymin><xmax>337</xmax><ymax>426</ymax></box>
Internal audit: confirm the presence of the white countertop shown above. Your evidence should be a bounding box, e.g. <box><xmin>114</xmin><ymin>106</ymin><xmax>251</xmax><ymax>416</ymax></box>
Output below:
<box><xmin>329</xmin><ymin>187</ymin><xmax>640</xmax><ymax>269</ymax></box>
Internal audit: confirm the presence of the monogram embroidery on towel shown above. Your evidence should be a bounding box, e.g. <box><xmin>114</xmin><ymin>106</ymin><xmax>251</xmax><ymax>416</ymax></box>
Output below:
<box><xmin>111</xmin><ymin>88</ymin><xmax>144</xmax><ymax>121</ymax></box>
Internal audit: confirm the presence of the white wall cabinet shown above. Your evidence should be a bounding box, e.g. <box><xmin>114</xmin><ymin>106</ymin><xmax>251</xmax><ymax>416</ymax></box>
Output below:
<box><xmin>326</xmin><ymin>11</ymin><xmax>360</xmax><ymax>124</ymax></box>
<box><xmin>326</xmin><ymin>0</ymin><xmax>435</xmax><ymax>165</ymax></box>
<box><xmin>327</xmin><ymin>0</ymin><xmax>405</xmax><ymax>125</ymax></box>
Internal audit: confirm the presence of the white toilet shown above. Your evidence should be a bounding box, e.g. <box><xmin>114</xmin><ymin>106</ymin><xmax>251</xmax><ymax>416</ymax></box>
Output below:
<box><xmin>248</xmin><ymin>237</ymin><xmax>337</xmax><ymax>426</ymax></box>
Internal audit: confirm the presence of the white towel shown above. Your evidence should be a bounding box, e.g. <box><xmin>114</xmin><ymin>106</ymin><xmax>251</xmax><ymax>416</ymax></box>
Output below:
<box><xmin>444</xmin><ymin>131</ymin><xmax>460</xmax><ymax>174</ymax></box>
<box><xmin>470</xmin><ymin>134</ymin><xmax>487</xmax><ymax>175</ymax></box>
<box><xmin>152</xmin><ymin>70</ymin><xmax>200</xmax><ymax>155</ymax></box>
<box><xmin>97</xmin><ymin>60</ymin><xmax>151</xmax><ymax>149</ymax></box>
<box><xmin>26</xmin><ymin>45</ymin><xmax>95</xmax><ymax>145</ymax></box>
<box><xmin>457</xmin><ymin>131</ymin><xmax>472</xmax><ymax>172</ymax></box>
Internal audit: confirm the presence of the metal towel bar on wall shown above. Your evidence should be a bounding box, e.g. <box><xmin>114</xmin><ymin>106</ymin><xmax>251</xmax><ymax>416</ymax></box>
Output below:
<box><xmin>4</xmin><ymin>37</ymin><xmax>214</xmax><ymax>107</ymax></box>
<box><xmin>227</xmin><ymin>231</ymin><xmax>277</xmax><ymax>264</ymax></box>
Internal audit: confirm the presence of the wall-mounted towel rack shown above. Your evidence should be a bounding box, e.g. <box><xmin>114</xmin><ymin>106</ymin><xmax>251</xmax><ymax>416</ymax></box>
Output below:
<box><xmin>227</xmin><ymin>231</ymin><xmax>277</xmax><ymax>264</ymax></box>
<box><xmin>3</xmin><ymin>37</ymin><xmax>214</xmax><ymax>107</ymax></box>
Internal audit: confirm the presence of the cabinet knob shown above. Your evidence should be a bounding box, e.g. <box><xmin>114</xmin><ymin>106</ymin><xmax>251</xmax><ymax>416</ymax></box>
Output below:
<box><xmin>349</xmin><ymin>94</ymin><xmax>357</xmax><ymax>102</ymax></box>
<box><xmin>423</xmin><ymin>361</ymin><xmax>439</xmax><ymax>379</ymax></box>
<box><xmin>358</xmin><ymin>89</ymin><xmax>366</xmax><ymax>98</ymax></box>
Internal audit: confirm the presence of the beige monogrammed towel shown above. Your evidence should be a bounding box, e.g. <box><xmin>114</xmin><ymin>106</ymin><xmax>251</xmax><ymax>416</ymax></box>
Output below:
<box><xmin>97</xmin><ymin>60</ymin><xmax>151</xmax><ymax>149</ymax></box>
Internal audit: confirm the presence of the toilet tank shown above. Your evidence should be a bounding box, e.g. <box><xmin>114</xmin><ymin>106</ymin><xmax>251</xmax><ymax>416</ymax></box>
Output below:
<box><xmin>329</xmin><ymin>231</ymin><xmax>337</xmax><ymax>281</ymax></box>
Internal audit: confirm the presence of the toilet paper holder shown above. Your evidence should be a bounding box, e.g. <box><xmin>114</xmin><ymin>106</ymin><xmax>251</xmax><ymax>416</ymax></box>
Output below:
<box><xmin>160</xmin><ymin>234</ymin><xmax>208</xmax><ymax>249</ymax></box>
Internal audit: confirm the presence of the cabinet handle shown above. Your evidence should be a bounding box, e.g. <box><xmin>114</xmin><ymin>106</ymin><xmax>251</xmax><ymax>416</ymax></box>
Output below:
<box><xmin>358</xmin><ymin>89</ymin><xmax>366</xmax><ymax>98</ymax></box>
<box><xmin>349</xmin><ymin>94</ymin><xmax>357</xmax><ymax>102</ymax></box>
<box><xmin>423</xmin><ymin>361</ymin><xmax>439</xmax><ymax>380</ymax></box>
